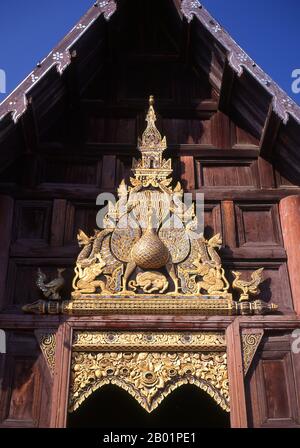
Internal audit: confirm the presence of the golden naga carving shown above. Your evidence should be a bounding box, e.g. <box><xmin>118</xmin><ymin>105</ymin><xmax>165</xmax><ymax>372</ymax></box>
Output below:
<box><xmin>23</xmin><ymin>96</ymin><xmax>278</xmax><ymax>316</ymax></box>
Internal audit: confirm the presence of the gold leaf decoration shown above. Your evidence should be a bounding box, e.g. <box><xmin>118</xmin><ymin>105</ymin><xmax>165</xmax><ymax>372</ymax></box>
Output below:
<box><xmin>69</xmin><ymin>351</ymin><xmax>229</xmax><ymax>413</ymax></box>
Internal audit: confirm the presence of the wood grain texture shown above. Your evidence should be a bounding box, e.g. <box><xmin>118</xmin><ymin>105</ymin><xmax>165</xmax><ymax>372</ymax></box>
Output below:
<box><xmin>245</xmin><ymin>332</ymin><xmax>300</xmax><ymax>427</ymax></box>
<box><xmin>0</xmin><ymin>331</ymin><xmax>52</xmax><ymax>428</ymax></box>
<box><xmin>226</xmin><ymin>319</ymin><xmax>248</xmax><ymax>428</ymax></box>
<box><xmin>280</xmin><ymin>195</ymin><xmax>300</xmax><ymax>315</ymax></box>
<box><xmin>0</xmin><ymin>0</ymin><xmax>300</xmax><ymax>428</ymax></box>
<box><xmin>50</xmin><ymin>322</ymin><xmax>72</xmax><ymax>428</ymax></box>
<box><xmin>0</xmin><ymin>196</ymin><xmax>14</xmax><ymax>310</ymax></box>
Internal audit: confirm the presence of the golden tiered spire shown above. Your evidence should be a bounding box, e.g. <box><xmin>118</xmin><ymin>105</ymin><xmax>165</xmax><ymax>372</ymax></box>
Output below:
<box><xmin>131</xmin><ymin>96</ymin><xmax>172</xmax><ymax>187</ymax></box>
<box><xmin>23</xmin><ymin>96</ymin><xmax>277</xmax><ymax>319</ymax></box>
<box><xmin>138</xmin><ymin>95</ymin><xmax>167</xmax><ymax>152</ymax></box>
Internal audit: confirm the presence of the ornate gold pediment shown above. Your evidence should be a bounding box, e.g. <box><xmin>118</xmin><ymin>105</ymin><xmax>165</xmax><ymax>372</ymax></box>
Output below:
<box><xmin>69</xmin><ymin>331</ymin><xmax>229</xmax><ymax>414</ymax></box>
<box><xmin>23</xmin><ymin>97</ymin><xmax>278</xmax><ymax>316</ymax></box>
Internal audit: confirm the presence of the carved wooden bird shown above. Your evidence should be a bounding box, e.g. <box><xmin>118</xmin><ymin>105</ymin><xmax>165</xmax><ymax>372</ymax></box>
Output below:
<box><xmin>36</xmin><ymin>268</ymin><xmax>66</xmax><ymax>300</ymax></box>
<box><xmin>232</xmin><ymin>268</ymin><xmax>264</xmax><ymax>302</ymax></box>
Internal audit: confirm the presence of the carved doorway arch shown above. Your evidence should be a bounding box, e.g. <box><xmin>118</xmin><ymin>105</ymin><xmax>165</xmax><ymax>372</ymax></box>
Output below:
<box><xmin>68</xmin><ymin>383</ymin><xmax>230</xmax><ymax>428</ymax></box>
<box><xmin>68</xmin><ymin>331</ymin><xmax>230</xmax><ymax>418</ymax></box>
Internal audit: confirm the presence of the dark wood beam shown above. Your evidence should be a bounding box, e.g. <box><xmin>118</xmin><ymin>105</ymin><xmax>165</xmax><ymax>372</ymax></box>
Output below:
<box><xmin>65</xmin><ymin>51</ymin><xmax>80</xmax><ymax>105</ymax></box>
<box><xmin>36</xmin><ymin>142</ymin><xmax>259</xmax><ymax>157</ymax></box>
<box><xmin>218</xmin><ymin>60</ymin><xmax>236</xmax><ymax>114</ymax></box>
<box><xmin>172</xmin><ymin>0</ymin><xmax>184</xmax><ymax>20</ymax></box>
<box><xmin>81</xmin><ymin>98</ymin><xmax>218</xmax><ymax>119</ymax></box>
<box><xmin>17</xmin><ymin>97</ymin><xmax>41</xmax><ymax>188</ymax></box>
<box><xmin>0</xmin><ymin>115</ymin><xmax>22</xmax><ymax>173</ymax></box>
<box><xmin>20</xmin><ymin>97</ymin><xmax>39</xmax><ymax>153</ymax></box>
<box><xmin>226</xmin><ymin>319</ymin><xmax>248</xmax><ymax>428</ymax></box>
<box><xmin>260</xmin><ymin>103</ymin><xmax>282</xmax><ymax>159</ymax></box>
<box><xmin>65</xmin><ymin>51</ymin><xmax>84</xmax><ymax>144</ymax></box>
<box><xmin>182</xmin><ymin>20</ymin><xmax>191</xmax><ymax>66</ymax></box>
<box><xmin>1</xmin><ymin>183</ymin><xmax>300</xmax><ymax>202</ymax></box>
<box><xmin>0</xmin><ymin>313</ymin><xmax>298</xmax><ymax>331</ymax></box>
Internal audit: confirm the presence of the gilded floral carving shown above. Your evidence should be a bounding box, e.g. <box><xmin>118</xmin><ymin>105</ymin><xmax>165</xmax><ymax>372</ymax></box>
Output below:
<box><xmin>69</xmin><ymin>351</ymin><xmax>229</xmax><ymax>413</ymax></box>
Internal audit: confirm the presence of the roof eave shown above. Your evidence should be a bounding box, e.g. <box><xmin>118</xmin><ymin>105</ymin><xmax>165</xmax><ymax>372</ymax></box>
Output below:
<box><xmin>0</xmin><ymin>0</ymin><xmax>117</xmax><ymax>124</ymax></box>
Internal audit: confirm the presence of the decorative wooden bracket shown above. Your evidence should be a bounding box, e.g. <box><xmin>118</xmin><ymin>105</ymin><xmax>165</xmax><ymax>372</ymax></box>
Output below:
<box><xmin>35</xmin><ymin>330</ymin><xmax>57</xmax><ymax>377</ymax></box>
<box><xmin>241</xmin><ymin>329</ymin><xmax>264</xmax><ymax>376</ymax></box>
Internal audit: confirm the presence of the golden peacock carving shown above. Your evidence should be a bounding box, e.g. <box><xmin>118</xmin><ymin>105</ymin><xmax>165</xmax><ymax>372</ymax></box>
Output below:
<box><xmin>70</xmin><ymin>96</ymin><xmax>230</xmax><ymax>299</ymax></box>
<box><xmin>36</xmin><ymin>268</ymin><xmax>65</xmax><ymax>301</ymax></box>
<box><xmin>23</xmin><ymin>96</ymin><xmax>278</xmax><ymax>316</ymax></box>
<box><xmin>232</xmin><ymin>268</ymin><xmax>264</xmax><ymax>302</ymax></box>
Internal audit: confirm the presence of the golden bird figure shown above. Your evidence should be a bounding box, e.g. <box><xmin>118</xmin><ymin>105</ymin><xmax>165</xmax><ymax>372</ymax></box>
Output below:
<box><xmin>36</xmin><ymin>268</ymin><xmax>66</xmax><ymax>300</ymax></box>
<box><xmin>232</xmin><ymin>268</ymin><xmax>264</xmax><ymax>302</ymax></box>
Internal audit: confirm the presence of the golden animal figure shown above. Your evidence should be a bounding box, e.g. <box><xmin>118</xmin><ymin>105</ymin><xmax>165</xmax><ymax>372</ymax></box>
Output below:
<box><xmin>193</xmin><ymin>266</ymin><xmax>228</xmax><ymax>296</ymax></box>
<box><xmin>72</xmin><ymin>254</ymin><xmax>108</xmax><ymax>295</ymax></box>
<box><xmin>36</xmin><ymin>268</ymin><xmax>65</xmax><ymax>301</ymax></box>
<box><xmin>232</xmin><ymin>268</ymin><xmax>264</xmax><ymax>302</ymax></box>
<box><xmin>129</xmin><ymin>272</ymin><xmax>169</xmax><ymax>294</ymax></box>
<box><xmin>76</xmin><ymin>229</ymin><xmax>95</xmax><ymax>266</ymax></box>
<box><xmin>21</xmin><ymin>96</ymin><xmax>278</xmax><ymax>316</ymax></box>
<box><xmin>178</xmin><ymin>233</ymin><xmax>229</xmax><ymax>296</ymax></box>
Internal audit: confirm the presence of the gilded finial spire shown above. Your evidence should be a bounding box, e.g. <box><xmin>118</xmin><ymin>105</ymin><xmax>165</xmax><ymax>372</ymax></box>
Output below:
<box><xmin>131</xmin><ymin>96</ymin><xmax>172</xmax><ymax>187</ymax></box>
<box><xmin>138</xmin><ymin>95</ymin><xmax>167</xmax><ymax>152</ymax></box>
<box><xmin>149</xmin><ymin>95</ymin><xmax>154</xmax><ymax>106</ymax></box>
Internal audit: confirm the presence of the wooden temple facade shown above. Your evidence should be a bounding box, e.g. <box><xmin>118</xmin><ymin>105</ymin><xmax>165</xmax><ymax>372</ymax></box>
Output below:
<box><xmin>0</xmin><ymin>0</ymin><xmax>300</xmax><ymax>428</ymax></box>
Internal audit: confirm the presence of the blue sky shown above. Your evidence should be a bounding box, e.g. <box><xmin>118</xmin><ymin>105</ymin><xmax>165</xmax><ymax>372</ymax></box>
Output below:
<box><xmin>0</xmin><ymin>0</ymin><xmax>299</xmax><ymax>104</ymax></box>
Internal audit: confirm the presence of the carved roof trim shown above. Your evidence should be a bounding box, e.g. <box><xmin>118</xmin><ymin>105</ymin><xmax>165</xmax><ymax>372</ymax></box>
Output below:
<box><xmin>0</xmin><ymin>0</ymin><xmax>117</xmax><ymax>123</ymax></box>
<box><xmin>0</xmin><ymin>0</ymin><xmax>299</xmax><ymax>129</ymax></box>
<box><xmin>181</xmin><ymin>0</ymin><xmax>300</xmax><ymax>125</ymax></box>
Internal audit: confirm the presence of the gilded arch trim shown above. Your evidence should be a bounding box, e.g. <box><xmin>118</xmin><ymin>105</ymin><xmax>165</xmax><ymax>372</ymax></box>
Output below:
<box><xmin>69</xmin><ymin>331</ymin><xmax>230</xmax><ymax>414</ymax></box>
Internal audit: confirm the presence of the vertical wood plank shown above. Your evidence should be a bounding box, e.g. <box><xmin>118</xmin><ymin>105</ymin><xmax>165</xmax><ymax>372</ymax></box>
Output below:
<box><xmin>226</xmin><ymin>318</ymin><xmax>248</xmax><ymax>428</ymax></box>
<box><xmin>258</xmin><ymin>157</ymin><xmax>275</xmax><ymax>188</ymax></box>
<box><xmin>211</xmin><ymin>111</ymin><xmax>232</xmax><ymax>149</ymax></box>
<box><xmin>221</xmin><ymin>200</ymin><xmax>236</xmax><ymax>248</ymax></box>
<box><xmin>50</xmin><ymin>322</ymin><xmax>72</xmax><ymax>428</ymax></box>
<box><xmin>101</xmin><ymin>155</ymin><xmax>116</xmax><ymax>189</ymax></box>
<box><xmin>180</xmin><ymin>156</ymin><xmax>195</xmax><ymax>190</ymax></box>
<box><xmin>50</xmin><ymin>200</ymin><xmax>67</xmax><ymax>247</ymax></box>
<box><xmin>279</xmin><ymin>195</ymin><xmax>300</xmax><ymax>315</ymax></box>
<box><xmin>20</xmin><ymin>155</ymin><xmax>39</xmax><ymax>188</ymax></box>
<box><xmin>0</xmin><ymin>196</ymin><xmax>14</xmax><ymax>310</ymax></box>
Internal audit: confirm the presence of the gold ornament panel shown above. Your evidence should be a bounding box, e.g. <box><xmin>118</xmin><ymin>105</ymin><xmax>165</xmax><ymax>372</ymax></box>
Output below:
<box><xmin>35</xmin><ymin>330</ymin><xmax>56</xmax><ymax>376</ymax></box>
<box><xmin>69</xmin><ymin>351</ymin><xmax>229</xmax><ymax>414</ymax></box>
<box><xmin>23</xmin><ymin>97</ymin><xmax>277</xmax><ymax>316</ymax></box>
<box><xmin>72</xmin><ymin>331</ymin><xmax>226</xmax><ymax>352</ymax></box>
<box><xmin>65</xmin><ymin>97</ymin><xmax>269</xmax><ymax>304</ymax></box>
<box><xmin>241</xmin><ymin>331</ymin><xmax>264</xmax><ymax>375</ymax></box>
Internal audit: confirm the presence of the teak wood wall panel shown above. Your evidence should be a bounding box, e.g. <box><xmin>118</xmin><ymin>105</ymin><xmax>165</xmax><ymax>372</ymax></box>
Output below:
<box><xmin>0</xmin><ymin>331</ymin><xmax>53</xmax><ymax>428</ymax></box>
<box><xmin>1</xmin><ymin>131</ymin><xmax>295</xmax><ymax>313</ymax></box>
<box><xmin>5</xmin><ymin>259</ymin><xmax>74</xmax><ymax>310</ymax></box>
<box><xmin>235</xmin><ymin>203</ymin><xmax>283</xmax><ymax>247</ymax></box>
<box><xmin>245</xmin><ymin>333</ymin><xmax>300</xmax><ymax>428</ymax></box>
<box><xmin>1</xmin><ymin>1</ymin><xmax>300</xmax><ymax>428</ymax></box>
<box><xmin>195</xmin><ymin>159</ymin><xmax>259</xmax><ymax>188</ymax></box>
